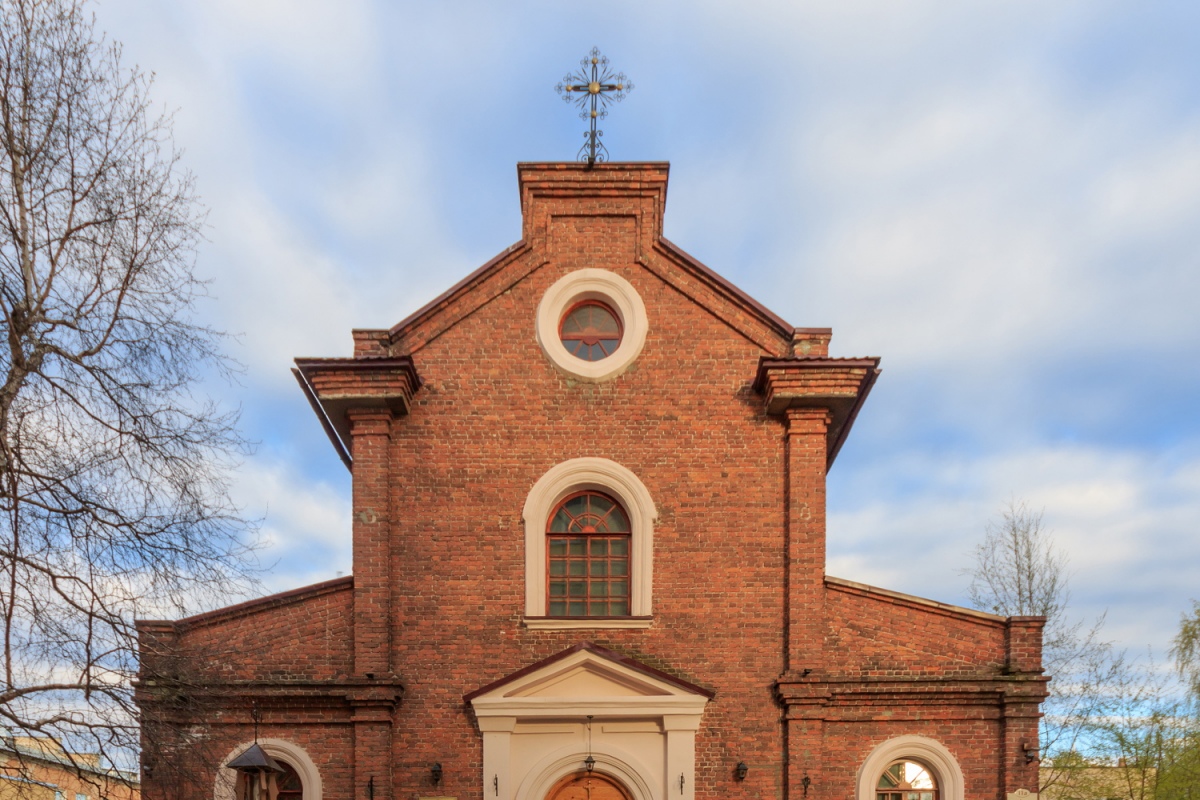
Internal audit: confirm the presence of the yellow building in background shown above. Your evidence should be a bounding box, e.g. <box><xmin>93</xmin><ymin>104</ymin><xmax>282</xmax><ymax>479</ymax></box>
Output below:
<box><xmin>0</xmin><ymin>737</ymin><xmax>137</xmax><ymax>800</ymax></box>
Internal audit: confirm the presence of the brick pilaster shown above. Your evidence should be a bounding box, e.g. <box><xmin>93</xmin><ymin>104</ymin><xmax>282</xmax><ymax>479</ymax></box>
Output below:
<box><xmin>348</xmin><ymin>408</ymin><xmax>394</xmax><ymax>677</ymax></box>
<box><xmin>784</xmin><ymin>407</ymin><xmax>830</xmax><ymax>674</ymax></box>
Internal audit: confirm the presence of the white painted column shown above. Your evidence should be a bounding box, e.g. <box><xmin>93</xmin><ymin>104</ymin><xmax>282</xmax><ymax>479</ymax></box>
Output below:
<box><xmin>478</xmin><ymin>716</ymin><xmax>516</xmax><ymax>800</ymax></box>
<box><xmin>663</xmin><ymin>715</ymin><xmax>699</xmax><ymax>800</ymax></box>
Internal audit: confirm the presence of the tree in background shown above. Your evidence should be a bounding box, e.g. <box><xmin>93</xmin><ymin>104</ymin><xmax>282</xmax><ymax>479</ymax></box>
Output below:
<box><xmin>1171</xmin><ymin>600</ymin><xmax>1200</xmax><ymax>707</ymax></box>
<box><xmin>965</xmin><ymin>501</ymin><xmax>1120</xmax><ymax>793</ymax></box>
<box><xmin>0</xmin><ymin>0</ymin><xmax>253</xmax><ymax>778</ymax></box>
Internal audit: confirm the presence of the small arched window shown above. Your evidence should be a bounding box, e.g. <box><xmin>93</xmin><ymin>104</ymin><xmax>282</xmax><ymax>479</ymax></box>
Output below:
<box><xmin>876</xmin><ymin>759</ymin><xmax>938</xmax><ymax>800</ymax></box>
<box><xmin>276</xmin><ymin>762</ymin><xmax>303</xmax><ymax>800</ymax></box>
<box><xmin>547</xmin><ymin>491</ymin><xmax>631</xmax><ymax>617</ymax></box>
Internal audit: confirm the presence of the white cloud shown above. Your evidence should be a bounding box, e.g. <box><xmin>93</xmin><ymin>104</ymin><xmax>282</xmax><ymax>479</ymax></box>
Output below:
<box><xmin>829</xmin><ymin>442</ymin><xmax>1200</xmax><ymax>657</ymax></box>
<box><xmin>228</xmin><ymin>455</ymin><xmax>353</xmax><ymax>593</ymax></box>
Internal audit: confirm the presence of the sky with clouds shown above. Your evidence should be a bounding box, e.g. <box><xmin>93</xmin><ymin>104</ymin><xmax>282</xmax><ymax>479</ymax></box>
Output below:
<box><xmin>93</xmin><ymin>0</ymin><xmax>1199</xmax><ymax>661</ymax></box>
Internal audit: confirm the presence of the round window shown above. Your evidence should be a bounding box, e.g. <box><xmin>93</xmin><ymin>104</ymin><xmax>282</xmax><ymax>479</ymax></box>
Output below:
<box><xmin>535</xmin><ymin>268</ymin><xmax>647</xmax><ymax>382</ymax></box>
<box><xmin>559</xmin><ymin>300</ymin><xmax>623</xmax><ymax>361</ymax></box>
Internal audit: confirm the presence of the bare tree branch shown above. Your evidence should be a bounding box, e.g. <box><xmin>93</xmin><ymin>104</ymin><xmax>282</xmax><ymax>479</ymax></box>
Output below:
<box><xmin>0</xmin><ymin>0</ymin><xmax>255</xmax><ymax>777</ymax></box>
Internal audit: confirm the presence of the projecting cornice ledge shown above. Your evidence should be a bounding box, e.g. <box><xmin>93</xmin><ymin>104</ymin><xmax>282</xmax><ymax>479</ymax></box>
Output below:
<box><xmin>753</xmin><ymin>355</ymin><xmax>881</xmax><ymax>468</ymax></box>
<box><xmin>293</xmin><ymin>356</ymin><xmax>421</xmax><ymax>470</ymax></box>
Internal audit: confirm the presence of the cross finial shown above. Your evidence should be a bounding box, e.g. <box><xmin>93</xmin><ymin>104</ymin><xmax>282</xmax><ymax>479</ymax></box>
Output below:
<box><xmin>555</xmin><ymin>47</ymin><xmax>634</xmax><ymax>165</ymax></box>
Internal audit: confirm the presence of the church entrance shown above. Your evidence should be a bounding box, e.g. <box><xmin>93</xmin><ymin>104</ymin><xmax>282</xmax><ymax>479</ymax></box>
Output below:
<box><xmin>546</xmin><ymin>771</ymin><xmax>633</xmax><ymax>800</ymax></box>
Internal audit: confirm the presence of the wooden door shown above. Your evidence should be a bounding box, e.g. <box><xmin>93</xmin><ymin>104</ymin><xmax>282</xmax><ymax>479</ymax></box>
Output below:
<box><xmin>546</xmin><ymin>771</ymin><xmax>632</xmax><ymax>800</ymax></box>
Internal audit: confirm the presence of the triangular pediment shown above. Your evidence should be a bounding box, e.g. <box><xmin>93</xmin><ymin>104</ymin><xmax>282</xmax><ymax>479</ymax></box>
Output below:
<box><xmin>465</xmin><ymin>642</ymin><xmax>713</xmax><ymax>705</ymax></box>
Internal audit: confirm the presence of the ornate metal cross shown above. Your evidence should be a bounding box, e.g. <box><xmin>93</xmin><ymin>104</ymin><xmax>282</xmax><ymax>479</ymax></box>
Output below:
<box><xmin>555</xmin><ymin>47</ymin><xmax>633</xmax><ymax>165</ymax></box>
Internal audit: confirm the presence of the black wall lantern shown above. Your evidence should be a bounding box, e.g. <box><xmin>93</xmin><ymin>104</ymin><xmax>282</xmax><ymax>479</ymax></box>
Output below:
<box><xmin>431</xmin><ymin>763</ymin><xmax>443</xmax><ymax>785</ymax></box>
<box><xmin>1023</xmin><ymin>743</ymin><xmax>1039</xmax><ymax>764</ymax></box>
<box><xmin>584</xmin><ymin>755</ymin><xmax>596</xmax><ymax>773</ymax></box>
<box><xmin>735</xmin><ymin>762</ymin><xmax>749</xmax><ymax>781</ymax></box>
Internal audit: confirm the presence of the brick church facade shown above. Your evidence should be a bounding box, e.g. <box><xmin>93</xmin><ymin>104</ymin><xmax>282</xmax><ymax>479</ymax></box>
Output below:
<box><xmin>136</xmin><ymin>163</ymin><xmax>1048</xmax><ymax>800</ymax></box>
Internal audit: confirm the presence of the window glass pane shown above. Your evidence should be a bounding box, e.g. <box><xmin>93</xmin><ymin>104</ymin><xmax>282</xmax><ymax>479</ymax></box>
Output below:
<box><xmin>590</xmin><ymin>561</ymin><xmax>608</xmax><ymax>576</ymax></box>
<box><xmin>566</xmin><ymin>495</ymin><xmax>587</xmax><ymax>517</ymax></box>
<box><xmin>568</xmin><ymin>601</ymin><xmax>586</xmax><ymax>615</ymax></box>
<box><xmin>610</xmin><ymin>561</ymin><xmax>627</xmax><ymax>576</ymax></box>
<box><xmin>569</xmin><ymin>539</ymin><xmax>586</xmax><ymax>555</ymax></box>
<box><xmin>549</xmin><ymin>601</ymin><xmax>566</xmax><ymax>615</ymax></box>
<box><xmin>569</xmin><ymin>561</ymin><xmax>585</xmax><ymax>576</ymax></box>
<box><xmin>569</xmin><ymin>582</ymin><xmax>586</xmax><ymax>597</ymax></box>
<box><xmin>610</xmin><ymin>581</ymin><xmax>627</xmax><ymax>596</ymax></box>
<box><xmin>549</xmin><ymin>539</ymin><xmax>567</xmax><ymax>555</ymax></box>
<box><xmin>549</xmin><ymin>561</ymin><xmax>565</xmax><ymax>576</ymax></box>
<box><xmin>590</xmin><ymin>539</ymin><xmax>608</xmax><ymax>555</ymax></box>
<box><xmin>590</xmin><ymin>601</ymin><xmax>607</xmax><ymax>615</ymax></box>
<box><xmin>610</xmin><ymin>537</ymin><xmax>629</xmax><ymax>554</ymax></box>
<box><xmin>590</xmin><ymin>582</ymin><xmax>608</xmax><ymax>597</ymax></box>
<box><xmin>610</xmin><ymin>600</ymin><xmax>628</xmax><ymax>616</ymax></box>
<box><xmin>549</xmin><ymin>582</ymin><xmax>566</xmax><ymax>597</ymax></box>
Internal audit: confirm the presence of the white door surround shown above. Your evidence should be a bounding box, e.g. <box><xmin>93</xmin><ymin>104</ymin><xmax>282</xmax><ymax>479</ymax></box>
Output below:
<box><xmin>466</xmin><ymin>642</ymin><xmax>712</xmax><ymax>800</ymax></box>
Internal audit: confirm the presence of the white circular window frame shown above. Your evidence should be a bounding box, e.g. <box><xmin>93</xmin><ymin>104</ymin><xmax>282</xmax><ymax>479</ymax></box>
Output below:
<box><xmin>536</xmin><ymin>268</ymin><xmax>648</xmax><ymax>382</ymax></box>
<box><xmin>856</xmin><ymin>735</ymin><xmax>964</xmax><ymax>800</ymax></box>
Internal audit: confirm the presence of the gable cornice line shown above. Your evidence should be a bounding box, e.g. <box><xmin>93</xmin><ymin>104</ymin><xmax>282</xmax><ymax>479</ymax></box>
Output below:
<box><xmin>135</xmin><ymin>575</ymin><xmax>353</xmax><ymax>632</ymax></box>
<box><xmin>382</xmin><ymin>240</ymin><xmax>532</xmax><ymax>350</ymax></box>
<box><xmin>654</xmin><ymin>237</ymin><xmax>795</xmax><ymax>342</ymax></box>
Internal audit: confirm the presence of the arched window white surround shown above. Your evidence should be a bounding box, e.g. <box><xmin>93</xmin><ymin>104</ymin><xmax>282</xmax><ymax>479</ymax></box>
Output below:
<box><xmin>856</xmin><ymin>735</ymin><xmax>964</xmax><ymax>800</ymax></box>
<box><xmin>523</xmin><ymin>457</ymin><xmax>657</xmax><ymax>628</ymax></box>
<box><xmin>535</xmin><ymin>268</ymin><xmax>648</xmax><ymax>382</ymax></box>
<box><xmin>214</xmin><ymin>738</ymin><xmax>323</xmax><ymax>800</ymax></box>
<box><xmin>516</xmin><ymin>742</ymin><xmax>655</xmax><ymax>800</ymax></box>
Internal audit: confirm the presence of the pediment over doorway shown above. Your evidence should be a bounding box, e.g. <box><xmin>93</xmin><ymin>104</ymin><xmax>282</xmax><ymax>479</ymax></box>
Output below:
<box><xmin>465</xmin><ymin>643</ymin><xmax>712</xmax><ymax>800</ymax></box>
<box><xmin>465</xmin><ymin>641</ymin><xmax>713</xmax><ymax>714</ymax></box>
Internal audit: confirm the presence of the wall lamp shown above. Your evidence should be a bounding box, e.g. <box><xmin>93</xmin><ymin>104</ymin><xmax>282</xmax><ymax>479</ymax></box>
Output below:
<box><xmin>431</xmin><ymin>763</ymin><xmax>443</xmax><ymax>785</ymax></box>
<box><xmin>735</xmin><ymin>762</ymin><xmax>749</xmax><ymax>781</ymax></box>
<box><xmin>584</xmin><ymin>755</ymin><xmax>596</xmax><ymax>773</ymax></box>
<box><xmin>1023</xmin><ymin>743</ymin><xmax>1039</xmax><ymax>764</ymax></box>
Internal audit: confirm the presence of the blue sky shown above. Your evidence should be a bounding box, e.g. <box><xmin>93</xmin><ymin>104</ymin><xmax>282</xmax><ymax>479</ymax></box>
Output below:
<box><xmin>98</xmin><ymin>0</ymin><xmax>1199</xmax><ymax>661</ymax></box>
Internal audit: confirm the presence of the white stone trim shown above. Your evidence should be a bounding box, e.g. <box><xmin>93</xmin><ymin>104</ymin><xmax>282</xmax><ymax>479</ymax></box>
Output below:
<box><xmin>522</xmin><ymin>616</ymin><xmax>653</xmax><ymax>630</ymax></box>
<box><xmin>523</xmin><ymin>457</ymin><xmax>657</xmax><ymax>620</ymax></box>
<box><xmin>215</xmin><ymin>738</ymin><xmax>323</xmax><ymax>800</ymax></box>
<box><xmin>470</xmin><ymin>647</ymin><xmax>709</xmax><ymax>800</ymax></box>
<box><xmin>856</xmin><ymin>735</ymin><xmax>964</xmax><ymax>800</ymax></box>
<box><xmin>535</xmin><ymin>268</ymin><xmax>648</xmax><ymax>382</ymax></box>
<box><xmin>516</xmin><ymin>743</ymin><xmax>657</xmax><ymax>800</ymax></box>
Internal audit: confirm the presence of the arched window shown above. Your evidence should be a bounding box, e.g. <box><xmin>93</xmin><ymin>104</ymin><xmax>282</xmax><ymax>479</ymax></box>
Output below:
<box><xmin>856</xmin><ymin>736</ymin><xmax>963</xmax><ymax>800</ymax></box>
<box><xmin>276</xmin><ymin>762</ymin><xmax>303</xmax><ymax>800</ymax></box>
<box><xmin>876</xmin><ymin>760</ymin><xmax>938</xmax><ymax>800</ymax></box>
<box><xmin>523</xmin><ymin>458</ymin><xmax>656</xmax><ymax>628</ymax></box>
<box><xmin>547</xmin><ymin>491</ymin><xmax>631</xmax><ymax>617</ymax></box>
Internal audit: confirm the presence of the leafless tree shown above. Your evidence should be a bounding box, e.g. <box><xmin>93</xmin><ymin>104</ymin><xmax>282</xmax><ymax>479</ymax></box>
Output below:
<box><xmin>965</xmin><ymin>501</ymin><xmax>1119</xmax><ymax>792</ymax></box>
<box><xmin>0</xmin><ymin>0</ymin><xmax>254</xmax><ymax>777</ymax></box>
<box><xmin>1170</xmin><ymin>599</ymin><xmax>1200</xmax><ymax>707</ymax></box>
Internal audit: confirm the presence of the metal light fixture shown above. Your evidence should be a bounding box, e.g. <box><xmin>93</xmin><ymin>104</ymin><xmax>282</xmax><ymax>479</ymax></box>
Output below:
<box><xmin>1024</xmin><ymin>743</ymin><xmax>1039</xmax><ymax>764</ymax></box>
<box><xmin>584</xmin><ymin>714</ymin><xmax>596</xmax><ymax>773</ymax></box>
<box><xmin>735</xmin><ymin>762</ymin><xmax>749</xmax><ymax>781</ymax></box>
<box><xmin>431</xmin><ymin>763</ymin><xmax>443</xmax><ymax>785</ymax></box>
<box><xmin>226</xmin><ymin>706</ymin><xmax>284</xmax><ymax>800</ymax></box>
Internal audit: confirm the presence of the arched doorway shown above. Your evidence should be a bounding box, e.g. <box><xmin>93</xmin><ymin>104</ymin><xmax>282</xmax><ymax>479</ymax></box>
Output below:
<box><xmin>546</xmin><ymin>771</ymin><xmax>632</xmax><ymax>800</ymax></box>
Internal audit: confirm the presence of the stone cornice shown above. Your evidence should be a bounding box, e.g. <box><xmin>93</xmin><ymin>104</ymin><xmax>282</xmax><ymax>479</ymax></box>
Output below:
<box><xmin>753</xmin><ymin>356</ymin><xmax>881</xmax><ymax>467</ymax></box>
<box><xmin>293</xmin><ymin>356</ymin><xmax>420</xmax><ymax>468</ymax></box>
